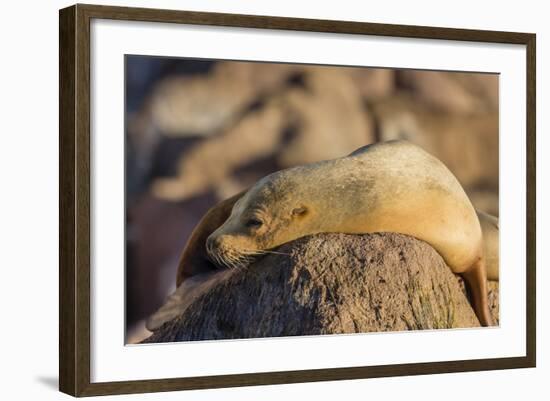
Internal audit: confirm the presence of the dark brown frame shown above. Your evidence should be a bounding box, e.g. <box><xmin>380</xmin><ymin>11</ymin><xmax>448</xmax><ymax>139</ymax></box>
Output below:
<box><xmin>59</xmin><ymin>3</ymin><xmax>536</xmax><ymax>397</ymax></box>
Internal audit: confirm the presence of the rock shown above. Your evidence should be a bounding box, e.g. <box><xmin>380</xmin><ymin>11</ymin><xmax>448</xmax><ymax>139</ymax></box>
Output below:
<box><xmin>147</xmin><ymin>61</ymin><xmax>300</xmax><ymax>137</ymax></box>
<box><xmin>142</xmin><ymin>233</ymin><xmax>498</xmax><ymax>343</ymax></box>
<box><xmin>125</xmin><ymin>61</ymin><xmax>300</xmax><ymax>194</ymax></box>
<box><xmin>276</xmin><ymin>66</ymin><xmax>375</xmax><ymax>167</ymax></box>
<box><xmin>396</xmin><ymin>70</ymin><xmax>498</xmax><ymax>115</ymax></box>
<box><xmin>151</xmin><ymin>103</ymin><xmax>288</xmax><ymax>201</ymax></box>
<box><xmin>151</xmin><ymin>66</ymin><xmax>376</xmax><ymax>202</ymax></box>
<box><xmin>350</xmin><ymin>68</ymin><xmax>396</xmax><ymax>100</ymax></box>
<box><xmin>487</xmin><ymin>281</ymin><xmax>500</xmax><ymax>323</ymax></box>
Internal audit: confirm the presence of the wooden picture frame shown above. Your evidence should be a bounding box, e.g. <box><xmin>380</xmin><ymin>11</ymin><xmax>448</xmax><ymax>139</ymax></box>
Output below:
<box><xmin>59</xmin><ymin>3</ymin><xmax>536</xmax><ymax>397</ymax></box>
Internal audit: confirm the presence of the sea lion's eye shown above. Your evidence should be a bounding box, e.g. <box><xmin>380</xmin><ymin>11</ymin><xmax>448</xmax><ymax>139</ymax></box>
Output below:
<box><xmin>292</xmin><ymin>206</ymin><xmax>308</xmax><ymax>216</ymax></box>
<box><xmin>245</xmin><ymin>218</ymin><xmax>263</xmax><ymax>228</ymax></box>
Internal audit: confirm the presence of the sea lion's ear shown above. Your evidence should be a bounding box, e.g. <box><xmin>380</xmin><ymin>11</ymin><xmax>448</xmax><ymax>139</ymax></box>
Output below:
<box><xmin>291</xmin><ymin>206</ymin><xmax>308</xmax><ymax>217</ymax></box>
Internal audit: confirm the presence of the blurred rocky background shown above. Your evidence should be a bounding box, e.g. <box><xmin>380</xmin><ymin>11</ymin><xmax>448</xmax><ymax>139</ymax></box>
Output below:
<box><xmin>125</xmin><ymin>55</ymin><xmax>498</xmax><ymax>343</ymax></box>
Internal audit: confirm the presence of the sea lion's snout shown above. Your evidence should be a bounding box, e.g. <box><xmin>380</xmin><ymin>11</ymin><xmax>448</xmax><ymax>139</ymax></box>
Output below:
<box><xmin>205</xmin><ymin>234</ymin><xmax>225</xmax><ymax>264</ymax></box>
<box><xmin>205</xmin><ymin>232</ymin><xmax>257</xmax><ymax>270</ymax></box>
<box><xmin>205</xmin><ymin>234</ymin><xmax>220</xmax><ymax>254</ymax></box>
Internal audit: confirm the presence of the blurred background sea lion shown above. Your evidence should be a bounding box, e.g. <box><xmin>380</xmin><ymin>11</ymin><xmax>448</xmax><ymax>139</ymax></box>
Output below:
<box><xmin>125</xmin><ymin>56</ymin><xmax>498</xmax><ymax>343</ymax></box>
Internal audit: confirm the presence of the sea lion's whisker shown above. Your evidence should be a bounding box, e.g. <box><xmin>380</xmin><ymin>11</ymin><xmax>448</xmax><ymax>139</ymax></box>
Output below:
<box><xmin>215</xmin><ymin>254</ymin><xmax>226</xmax><ymax>269</ymax></box>
<box><xmin>235</xmin><ymin>258</ymin><xmax>246</xmax><ymax>269</ymax></box>
<box><xmin>214</xmin><ymin>249</ymin><xmax>232</xmax><ymax>270</ymax></box>
<box><xmin>207</xmin><ymin>244</ymin><xmax>288</xmax><ymax>271</ymax></box>
<box><xmin>227</xmin><ymin>252</ymin><xmax>242</xmax><ymax>269</ymax></box>
<box><xmin>209</xmin><ymin>248</ymin><xmax>223</xmax><ymax>268</ymax></box>
<box><xmin>256</xmin><ymin>250</ymin><xmax>290</xmax><ymax>256</ymax></box>
<box><xmin>216</xmin><ymin>255</ymin><xmax>224</xmax><ymax>268</ymax></box>
<box><xmin>223</xmin><ymin>257</ymin><xmax>234</xmax><ymax>270</ymax></box>
<box><xmin>237</xmin><ymin>254</ymin><xmax>250</xmax><ymax>268</ymax></box>
<box><xmin>223</xmin><ymin>253</ymin><xmax>235</xmax><ymax>269</ymax></box>
<box><xmin>239</xmin><ymin>249</ymin><xmax>289</xmax><ymax>256</ymax></box>
<box><xmin>231</xmin><ymin>257</ymin><xmax>241</xmax><ymax>269</ymax></box>
<box><xmin>244</xmin><ymin>250</ymin><xmax>266</xmax><ymax>256</ymax></box>
<box><xmin>229</xmin><ymin>252</ymin><xmax>254</xmax><ymax>269</ymax></box>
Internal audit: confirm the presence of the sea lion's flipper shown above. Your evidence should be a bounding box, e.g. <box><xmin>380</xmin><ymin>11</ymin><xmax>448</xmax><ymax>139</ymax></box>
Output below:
<box><xmin>175</xmin><ymin>190</ymin><xmax>246</xmax><ymax>287</ymax></box>
<box><xmin>462</xmin><ymin>258</ymin><xmax>494</xmax><ymax>327</ymax></box>
<box><xmin>147</xmin><ymin>271</ymin><xmax>232</xmax><ymax>331</ymax></box>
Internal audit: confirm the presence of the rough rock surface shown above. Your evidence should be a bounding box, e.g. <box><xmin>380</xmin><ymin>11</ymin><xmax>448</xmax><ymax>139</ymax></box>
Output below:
<box><xmin>142</xmin><ymin>233</ymin><xmax>499</xmax><ymax>343</ymax></box>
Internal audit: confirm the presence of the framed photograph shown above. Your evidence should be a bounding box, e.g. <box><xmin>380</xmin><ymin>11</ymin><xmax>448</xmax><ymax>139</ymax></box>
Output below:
<box><xmin>59</xmin><ymin>3</ymin><xmax>536</xmax><ymax>397</ymax></box>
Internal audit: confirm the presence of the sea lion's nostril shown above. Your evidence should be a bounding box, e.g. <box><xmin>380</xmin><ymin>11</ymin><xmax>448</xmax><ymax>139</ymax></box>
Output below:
<box><xmin>206</xmin><ymin>235</ymin><xmax>223</xmax><ymax>253</ymax></box>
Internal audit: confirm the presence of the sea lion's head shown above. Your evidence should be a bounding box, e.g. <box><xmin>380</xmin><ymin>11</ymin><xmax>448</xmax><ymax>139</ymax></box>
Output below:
<box><xmin>205</xmin><ymin>173</ymin><xmax>313</xmax><ymax>269</ymax></box>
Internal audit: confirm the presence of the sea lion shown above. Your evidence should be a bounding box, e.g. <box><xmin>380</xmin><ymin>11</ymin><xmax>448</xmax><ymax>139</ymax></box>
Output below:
<box><xmin>170</xmin><ymin>140</ymin><xmax>497</xmax><ymax>327</ymax></box>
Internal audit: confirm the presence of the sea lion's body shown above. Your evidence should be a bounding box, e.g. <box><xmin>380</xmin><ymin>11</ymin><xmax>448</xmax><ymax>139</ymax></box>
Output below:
<box><xmin>172</xmin><ymin>140</ymin><xmax>496</xmax><ymax>327</ymax></box>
